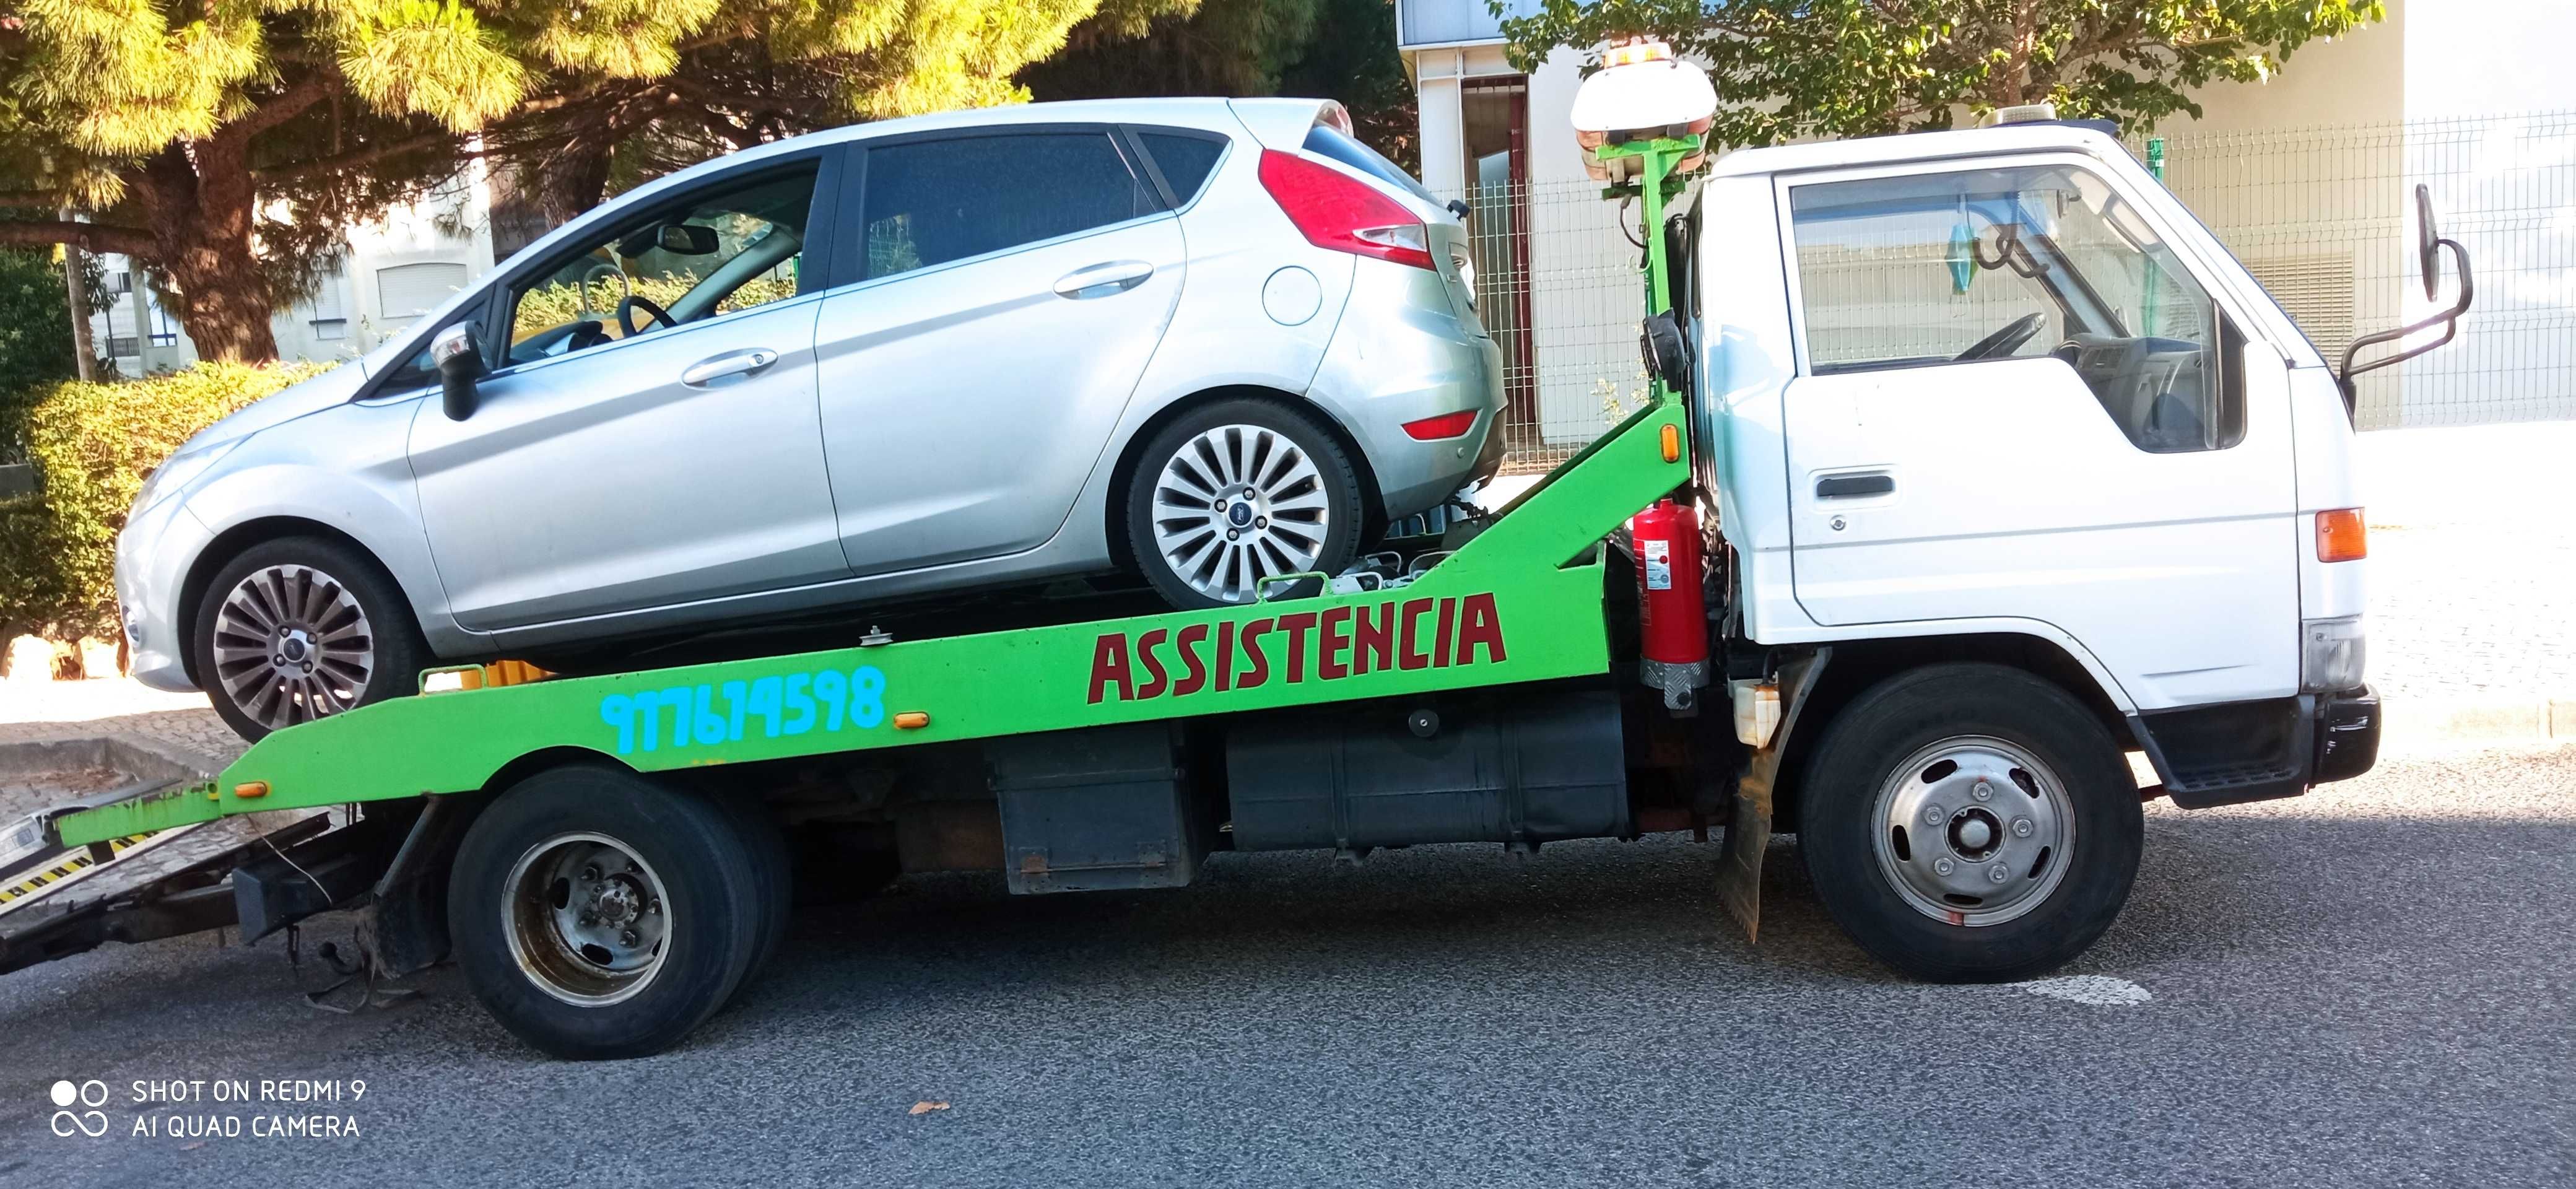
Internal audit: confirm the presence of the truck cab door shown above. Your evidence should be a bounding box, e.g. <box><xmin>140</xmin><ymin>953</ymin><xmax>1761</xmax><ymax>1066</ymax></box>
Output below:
<box><xmin>1776</xmin><ymin>156</ymin><xmax>2300</xmax><ymax>710</ymax></box>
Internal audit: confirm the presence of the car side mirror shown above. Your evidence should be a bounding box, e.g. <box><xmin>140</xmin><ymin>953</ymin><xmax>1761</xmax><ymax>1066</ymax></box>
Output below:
<box><xmin>432</xmin><ymin>323</ymin><xmax>485</xmax><ymax>421</ymax></box>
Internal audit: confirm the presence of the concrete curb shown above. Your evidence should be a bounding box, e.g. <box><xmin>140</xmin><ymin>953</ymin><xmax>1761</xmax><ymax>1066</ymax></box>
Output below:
<box><xmin>2380</xmin><ymin>695</ymin><xmax>2576</xmax><ymax>746</ymax></box>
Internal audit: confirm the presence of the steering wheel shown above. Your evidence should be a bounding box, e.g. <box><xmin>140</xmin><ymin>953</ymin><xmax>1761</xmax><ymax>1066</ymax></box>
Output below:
<box><xmin>618</xmin><ymin>294</ymin><xmax>677</xmax><ymax>338</ymax></box>
<box><xmin>1954</xmin><ymin>311</ymin><xmax>2046</xmax><ymax>362</ymax></box>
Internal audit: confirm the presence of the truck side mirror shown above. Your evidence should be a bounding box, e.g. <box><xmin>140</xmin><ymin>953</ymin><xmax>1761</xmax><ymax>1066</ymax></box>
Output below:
<box><xmin>432</xmin><ymin>323</ymin><xmax>485</xmax><ymax>422</ymax></box>
<box><xmin>2414</xmin><ymin>184</ymin><xmax>2443</xmax><ymax>300</ymax></box>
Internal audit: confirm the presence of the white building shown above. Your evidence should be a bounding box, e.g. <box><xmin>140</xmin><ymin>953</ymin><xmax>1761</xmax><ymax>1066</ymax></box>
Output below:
<box><xmin>1398</xmin><ymin>0</ymin><xmax>2576</xmax><ymax>448</ymax></box>
<box><xmin>89</xmin><ymin>166</ymin><xmax>498</xmax><ymax>375</ymax></box>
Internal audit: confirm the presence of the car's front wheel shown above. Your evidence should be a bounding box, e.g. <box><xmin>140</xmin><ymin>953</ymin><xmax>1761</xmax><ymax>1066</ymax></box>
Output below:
<box><xmin>191</xmin><ymin>536</ymin><xmax>427</xmax><ymax>741</ymax></box>
<box><xmin>1126</xmin><ymin>398</ymin><xmax>1362</xmax><ymax>608</ymax></box>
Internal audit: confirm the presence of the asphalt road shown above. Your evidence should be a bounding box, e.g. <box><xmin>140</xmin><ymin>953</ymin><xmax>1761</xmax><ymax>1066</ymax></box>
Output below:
<box><xmin>5</xmin><ymin>744</ymin><xmax>2570</xmax><ymax>1188</ymax></box>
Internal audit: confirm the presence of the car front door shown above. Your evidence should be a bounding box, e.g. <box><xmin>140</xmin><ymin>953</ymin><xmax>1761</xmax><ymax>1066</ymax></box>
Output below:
<box><xmin>1777</xmin><ymin>156</ymin><xmax>2301</xmax><ymax>710</ymax></box>
<box><xmin>407</xmin><ymin>157</ymin><xmax>851</xmax><ymax>633</ymax></box>
<box><xmin>814</xmin><ymin>127</ymin><xmax>1185</xmax><ymax>575</ymax></box>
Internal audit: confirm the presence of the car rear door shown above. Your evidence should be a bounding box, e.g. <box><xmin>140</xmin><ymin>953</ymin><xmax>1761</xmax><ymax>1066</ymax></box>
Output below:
<box><xmin>814</xmin><ymin>126</ymin><xmax>1185</xmax><ymax>575</ymax></box>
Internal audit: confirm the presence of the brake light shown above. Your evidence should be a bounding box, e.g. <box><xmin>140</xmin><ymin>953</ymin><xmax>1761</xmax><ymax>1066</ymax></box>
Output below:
<box><xmin>1403</xmin><ymin>410</ymin><xmax>1478</xmax><ymax>440</ymax></box>
<box><xmin>2316</xmin><ymin>508</ymin><xmax>2367</xmax><ymax>562</ymax></box>
<box><xmin>1257</xmin><ymin>150</ymin><xmax>1434</xmax><ymax>271</ymax></box>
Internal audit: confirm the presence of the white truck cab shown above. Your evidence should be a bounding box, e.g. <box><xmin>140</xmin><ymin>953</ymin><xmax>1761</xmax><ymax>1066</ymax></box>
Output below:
<box><xmin>1683</xmin><ymin>123</ymin><xmax>2392</xmax><ymax>811</ymax></box>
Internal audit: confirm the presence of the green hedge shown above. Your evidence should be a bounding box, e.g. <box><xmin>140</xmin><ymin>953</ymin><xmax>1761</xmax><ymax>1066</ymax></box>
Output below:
<box><xmin>0</xmin><ymin>362</ymin><xmax>326</xmax><ymax>645</ymax></box>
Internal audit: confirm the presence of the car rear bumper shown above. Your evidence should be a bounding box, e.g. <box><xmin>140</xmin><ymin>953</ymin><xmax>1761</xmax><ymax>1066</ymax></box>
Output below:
<box><xmin>1305</xmin><ymin>263</ymin><xmax>1508</xmax><ymax>520</ymax></box>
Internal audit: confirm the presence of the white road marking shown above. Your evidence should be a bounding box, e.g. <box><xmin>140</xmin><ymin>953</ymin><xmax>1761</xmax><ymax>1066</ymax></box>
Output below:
<box><xmin>2016</xmin><ymin>975</ymin><xmax>2152</xmax><ymax>1006</ymax></box>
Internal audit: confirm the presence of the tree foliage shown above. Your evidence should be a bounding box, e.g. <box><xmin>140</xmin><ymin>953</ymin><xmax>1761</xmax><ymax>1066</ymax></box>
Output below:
<box><xmin>1498</xmin><ymin>0</ymin><xmax>2384</xmax><ymax>144</ymax></box>
<box><xmin>1024</xmin><ymin>0</ymin><xmax>1417</xmax><ymax>169</ymax></box>
<box><xmin>0</xmin><ymin>0</ymin><xmax>1193</xmax><ymax>361</ymax></box>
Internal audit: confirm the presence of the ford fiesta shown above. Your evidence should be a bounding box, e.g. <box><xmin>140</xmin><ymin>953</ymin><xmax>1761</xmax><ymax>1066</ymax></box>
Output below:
<box><xmin>115</xmin><ymin>98</ymin><xmax>1505</xmax><ymax>741</ymax></box>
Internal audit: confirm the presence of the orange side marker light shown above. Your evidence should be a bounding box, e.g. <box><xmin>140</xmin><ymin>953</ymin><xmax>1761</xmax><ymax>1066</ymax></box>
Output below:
<box><xmin>2315</xmin><ymin>508</ymin><xmax>2366</xmax><ymax>562</ymax></box>
<box><xmin>233</xmin><ymin>781</ymin><xmax>270</xmax><ymax>799</ymax></box>
<box><xmin>893</xmin><ymin>712</ymin><xmax>931</xmax><ymax>731</ymax></box>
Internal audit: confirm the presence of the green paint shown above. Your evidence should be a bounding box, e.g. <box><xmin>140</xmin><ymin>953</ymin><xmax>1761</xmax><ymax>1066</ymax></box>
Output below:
<box><xmin>2143</xmin><ymin>136</ymin><xmax>2165</xmax><ymax>338</ymax></box>
<box><xmin>57</xmin><ymin>399</ymin><xmax>1692</xmax><ymax>847</ymax></box>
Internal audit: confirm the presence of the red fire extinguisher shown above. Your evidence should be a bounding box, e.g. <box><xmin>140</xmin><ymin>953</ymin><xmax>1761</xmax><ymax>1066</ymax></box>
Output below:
<box><xmin>1634</xmin><ymin>497</ymin><xmax>1710</xmax><ymax>712</ymax></box>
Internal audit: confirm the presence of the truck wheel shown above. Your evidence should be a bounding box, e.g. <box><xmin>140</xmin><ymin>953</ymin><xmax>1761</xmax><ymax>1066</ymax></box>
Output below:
<box><xmin>448</xmin><ymin>765</ymin><xmax>770</xmax><ymax>1060</ymax></box>
<box><xmin>1127</xmin><ymin>398</ymin><xmax>1362</xmax><ymax>608</ymax></box>
<box><xmin>1798</xmin><ymin>663</ymin><xmax>2143</xmax><ymax>982</ymax></box>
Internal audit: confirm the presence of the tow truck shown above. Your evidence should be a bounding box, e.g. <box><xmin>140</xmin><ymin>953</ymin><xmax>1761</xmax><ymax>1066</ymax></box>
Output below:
<box><xmin>1</xmin><ymin>47</ymin><xmax>2470</xmax><ymax>1058</ymax></box>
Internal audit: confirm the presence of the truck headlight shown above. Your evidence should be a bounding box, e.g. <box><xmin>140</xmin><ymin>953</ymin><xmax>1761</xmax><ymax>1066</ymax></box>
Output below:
<box><xmin>2301</xmin><ymin>616</ymin><xmax>2366</xmax><ymax>692</ymax></box>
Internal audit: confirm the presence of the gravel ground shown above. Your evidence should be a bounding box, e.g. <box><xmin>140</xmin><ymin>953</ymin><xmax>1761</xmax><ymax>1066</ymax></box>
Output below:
<box><xmin>2</xmin><ymin>743</ymin><xmax>2569</xmax><ymax>1188</ymax></box>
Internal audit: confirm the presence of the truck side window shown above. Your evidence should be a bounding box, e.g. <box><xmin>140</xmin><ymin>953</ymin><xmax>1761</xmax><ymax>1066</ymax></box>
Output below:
<box><xmin>1790</xmin><ymin>165</ymin><xmax>2242</xmax><ymax>453</ymax></box>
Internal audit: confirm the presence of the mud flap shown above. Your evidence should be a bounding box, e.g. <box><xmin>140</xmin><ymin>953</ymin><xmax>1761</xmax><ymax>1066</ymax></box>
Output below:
<box><xmin>1717</xmin><ymin>648</ymin><xmax>1829</xmax><ymax>942</ymax></box>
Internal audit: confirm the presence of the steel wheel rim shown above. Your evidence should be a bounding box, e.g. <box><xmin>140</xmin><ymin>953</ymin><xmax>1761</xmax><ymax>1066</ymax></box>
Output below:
<box><xmin>208</xmin><ymin>564</ymin><xmax>375</xmax><ymax>730</ymax></box>
<box><xmin>503</xmin><ymin>832</ymin><xmax>672</xmax><ymax>1006</ymax></box>
<box><xmin>1869</xmin><ymin>734</ymin><xmax>2074</xmax><ymax>926</ymax></box>
<box><xmin>1149</xmin><ymin>424</ymin><xmax>1331</xmax><ymax>603</ymax></box>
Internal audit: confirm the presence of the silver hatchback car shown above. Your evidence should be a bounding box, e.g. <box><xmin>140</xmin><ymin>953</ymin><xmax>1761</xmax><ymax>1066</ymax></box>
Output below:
<box><xmin>117</xmin><ymin>98</ymin><xmax>1505</xmax><ymax>740</ymax></box>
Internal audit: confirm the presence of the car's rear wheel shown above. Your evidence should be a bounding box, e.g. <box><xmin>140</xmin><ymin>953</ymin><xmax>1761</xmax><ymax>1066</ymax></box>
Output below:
<box><xmin>1126</xmin><ymin>398</ymin><xmax>1362</xmax><ymax>608</ymax></box>
<box><xmin>191</xmin><ymin>536</ymin><xmax>427</xmax><ymax>742</ymax></box>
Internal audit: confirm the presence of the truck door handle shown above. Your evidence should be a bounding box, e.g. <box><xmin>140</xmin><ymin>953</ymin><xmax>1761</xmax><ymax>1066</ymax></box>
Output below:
<box><xmin>1053</xmin><ymin>261</ymin><xmax>1154</xmax><ymax>298</ymax></box>
<box><xmin>681</xmin><ymin>348</ymin><xmax>778</xmax><ymax>387</ymax></box>
<box><xmin>1816</xmin><ymin>474</ymin><xmax>1894</xmax><ymax>498</ymax></box>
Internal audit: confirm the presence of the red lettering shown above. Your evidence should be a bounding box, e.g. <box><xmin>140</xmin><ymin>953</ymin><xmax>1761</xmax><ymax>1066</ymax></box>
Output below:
<box><xmin>1087</xmin><ymin>634</ymin><xmax>1133</xmax><ymax>704</ymax></box>
<box><xmin>1456</xmin><ymin>593</ymin><xmax>1507</xmax><ymax>664</ymax></box>
<box><xmin>1136</xmin><ymin>628</ymin><xmax>1171</xmax><ymax>699</ymax></box>
<box><xmin>1432</xmin><ymin>598</ymin><xmax>1456</xmax><ymax>668</ymax></box>
<box><xmin>1172</xmin><ymin>624</ymin><xmax>1211</xmax><ymax>696</ymax></box>
<box><xmin>1212</xmin><ymin>621</ymin><xmax>1235</xmax><ymax>692</ymax></box>
<box><xmin>1397</xmin><ymin>598</ymin><xmax>1434</xmax><ymax>671</ymax></box>
<box><xmin>1319</xmin><ymin>607</ymin><xmax>1353</xmax><ymax>680</ymax></box>
<box><xmin>1352</xmin><ymin>601</ymin><xmax>1395</xmax><ymax>675</ymax></box>
<box><xmin>1277</xmin><ymin>612</ymin><xmax>1319</xmax><ymax>683</ymax></box>
<box><xmin>1238</xmin><ymin>618</ymin><xmax>1273</xmax><ymax>689</ymax></box>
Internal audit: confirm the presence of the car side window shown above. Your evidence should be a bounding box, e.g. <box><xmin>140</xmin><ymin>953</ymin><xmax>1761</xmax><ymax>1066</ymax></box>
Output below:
<box><xmin>1789</xmin><ymin>164</ymin><xmax>2241</xmax><ymax>453</ymax></box>
<box><xmin>499</xmin><ymin>164</ymin><xmax>819</xmax><ymax>368</ymax></box>
<box><xmin>859</xmin><ymin>133</ymin><xmax>1157</xmax><ymax>280</ymax></box>
<box><xmin>1136</xmin><ymin>131</ymin><xmax>1227</xmax><ymax>204</ymax></box>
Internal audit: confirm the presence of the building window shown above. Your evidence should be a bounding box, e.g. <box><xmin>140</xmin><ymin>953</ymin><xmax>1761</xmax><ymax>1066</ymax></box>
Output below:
<box><xmin>311</xmin><ymin>318</ymin><xmax>347</xmax><ymax>341</ymax></box>
<box><xmin>107</xmin><ymin>270</ymin><xmax>134</xmax><ymax>295</ymax></box>
<box><xmin>107</xmin><ymin>336</ymin><xmax>139</xmax><ymax>356</ymax></box>
<box><xmin>376</xmin><ymin>261</ymin><xmax>471</xmax><ymax>326</ymax></box>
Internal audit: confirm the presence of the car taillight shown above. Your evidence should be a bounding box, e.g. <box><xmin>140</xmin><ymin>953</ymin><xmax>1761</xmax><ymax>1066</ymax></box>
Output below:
<box><xmin>1257</xmin><ymin>150</ymin><xmax>1434</xmax><ymax>271</ymax></box>
<box><xmin>1402</xmin><ymin>410</ymin><xmax>1478</xmax><ymax>440</ymax></box>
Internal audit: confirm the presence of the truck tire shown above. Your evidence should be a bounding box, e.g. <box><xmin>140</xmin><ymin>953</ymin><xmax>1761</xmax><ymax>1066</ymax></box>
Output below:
<box><xmin>448</xmin><ymin>764</ymin><xmax>770</xmax><ymax>1059</ymax></box>
<box><xmin>1798</xmin><ymin>663</ymin><xmax>2143</xmax><ymax>982</ymax></box>
<box><xmin>1126</xmin><ymin>398</ymin><xmax>1362</xmax><ymax>608</ymax></box>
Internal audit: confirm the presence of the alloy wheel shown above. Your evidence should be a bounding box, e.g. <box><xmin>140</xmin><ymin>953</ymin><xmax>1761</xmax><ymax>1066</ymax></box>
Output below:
<box><xmin>207</xmin><ymin>564</ymin><xmax>375</xmax><ymax>730</ymax></box>
<box><xmin>1148</xmin><ymin>424</ymin><xmax>1333</xmax><ymax>602</ymax></box>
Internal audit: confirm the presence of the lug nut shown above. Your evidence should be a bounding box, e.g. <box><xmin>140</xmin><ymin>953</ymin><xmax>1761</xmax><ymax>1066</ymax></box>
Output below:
<box><xmin>620</xmin><ymin>929</ymin><xmax>640</xmax><ymax>947</ymax></box>
<box><xmin>646</xmin><ymin>899</ymin><xmax>660</xmax><ymax>916</ymax></box>
<box><xmin>1213</xmin><ymin>499</ymin><xmax>1227</xmax><ymax>511</ymax></box>
<box><xmin>1227</xmin><ymin>529</ymin><xmax>1239</xmax><ymax>541</ymax></box>
<box><xmin>1933</xmin><ymin>857</ymin><xmax>1954</xmax><ymax>876</ymax></box>
<box><xmin>579</xmin><ymin>912</ymin><xmax>598</xmax><ymax>926</ymax></box>
<box><xmin>2012</xmin><ymin>818</ymin><xmax>2034</xmax><ymax>838</ymax></box>
<box><xmin>1923</xmin><ymin>806</ymin><xmax>1945</xmax><ymax>825</ymax></box>
<box><xmin>1972</xmin><ymin>780</ymin><xmax>1993</xmax><ymax>802</ymax></box>
<box><xmin>582</xmin><ymin>864</ymin><xmax>601</xmax><ymax>882</ymax></box>
<box><xmin>1987</xmin><ymin>863</ymin><xmax>2011</xmax><ymax>884</ymax></box>
<box><xmin>1255</xmin><ymin>516</ymin><xmax>1268</xmax><ymax>528</ymax></box>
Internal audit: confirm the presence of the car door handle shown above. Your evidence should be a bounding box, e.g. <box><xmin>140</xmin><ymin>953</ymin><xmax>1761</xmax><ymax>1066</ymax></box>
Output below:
<box><xmin>681</xmin><ymin>348</ymin><xmax>778</xmax><ymax>387</ymax></box>
<box><xmin>1053</xmin><ymin>261</ymin><xmax>1154</xmax><ymax>299</ymax></box>
<box><xmin>1816</xmin><ymin>474</ymin><xmax>1895</xmax><ymax>498</ymax></box>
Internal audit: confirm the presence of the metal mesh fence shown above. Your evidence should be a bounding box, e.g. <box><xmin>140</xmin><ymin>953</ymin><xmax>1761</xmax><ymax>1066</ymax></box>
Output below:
<box><xmin>1447</xmin><ymin>110</ymin><xmax>2575</xmax><ymax>468</ymax></box>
